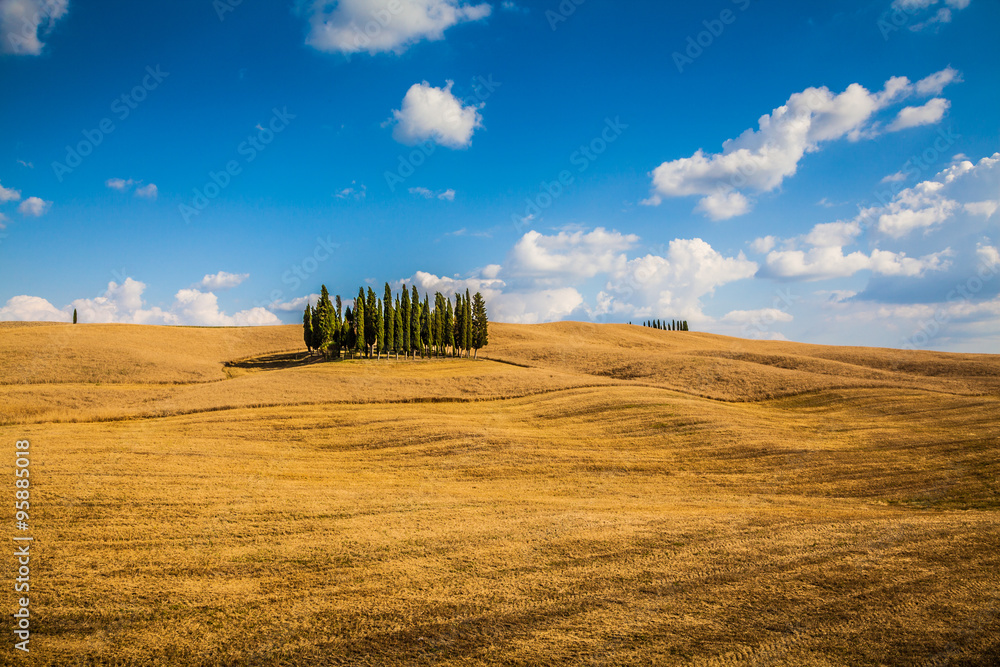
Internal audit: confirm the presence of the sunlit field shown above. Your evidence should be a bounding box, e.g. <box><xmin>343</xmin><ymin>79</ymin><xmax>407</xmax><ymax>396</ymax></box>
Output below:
<box><xmin>3</xmin><ymin>322</ymin><xmax>998</xmax><ymax>665</ymax></box>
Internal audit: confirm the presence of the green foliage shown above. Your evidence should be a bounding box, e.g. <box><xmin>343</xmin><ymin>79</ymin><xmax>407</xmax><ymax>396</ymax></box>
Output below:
<box><xmin>410</xmin><ymin>285</ymin><xmax>420</xmax><ymax>355</ymax></box>
<box><xmin>401</xmin><ymin>288</ymin><xmax>411</xmax><ymax>355</ymax></box>
<box><xmin>73</xmin><ymin>308</ymin><xmax>78</xmax><ymax>325</ymax></box>
<box><xmin>472</xmin><ymin>292</ymin><xmax>489</xmax><ymax>357</ymax></box>
<box><xmin>303</xmin><ymin>304</ymin><xmax>313</xmax><ymax>351</ymax></box>
<box><xmin>354</xmin><ymin>288</ymin><xmax>365</xmax><ymax>355</ymax></box>
<box><xmin>383</xmin><ymin>283</ymin><xmax>394</xmax><ymax>355</ymax></box>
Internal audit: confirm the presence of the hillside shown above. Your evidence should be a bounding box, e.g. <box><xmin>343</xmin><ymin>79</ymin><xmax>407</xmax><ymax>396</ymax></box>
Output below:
<box><xmin>1</xmin><ymin>321</ymin><xmax>997</xmax><ymax>665</ymax></box>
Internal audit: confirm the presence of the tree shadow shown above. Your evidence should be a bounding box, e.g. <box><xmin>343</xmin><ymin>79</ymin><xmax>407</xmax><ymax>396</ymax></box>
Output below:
<box><xmin>225</xmin><ymin>351</ymin><xmax>332</xmax><ymax>371</ymax></box>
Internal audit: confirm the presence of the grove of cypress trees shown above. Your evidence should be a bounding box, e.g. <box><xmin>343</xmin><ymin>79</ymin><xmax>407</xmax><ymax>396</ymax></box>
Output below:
<box><xmin>471</xmin><ymin>291</ymin><xmax>489</xmax><ymax>359</ymax></box>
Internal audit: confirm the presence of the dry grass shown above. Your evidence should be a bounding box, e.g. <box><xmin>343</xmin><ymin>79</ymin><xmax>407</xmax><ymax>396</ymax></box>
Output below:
<box><xmin>1</xmin><ymin>322</ymin><xmax>998</xmax><ymax>665</ymax></box>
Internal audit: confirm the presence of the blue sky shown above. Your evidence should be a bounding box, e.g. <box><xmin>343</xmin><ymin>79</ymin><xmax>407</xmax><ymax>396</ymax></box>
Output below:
<box><xmin>1</xmin><ymin>0</ymin><xmax>998</xmax><ymax>351</ymax></box>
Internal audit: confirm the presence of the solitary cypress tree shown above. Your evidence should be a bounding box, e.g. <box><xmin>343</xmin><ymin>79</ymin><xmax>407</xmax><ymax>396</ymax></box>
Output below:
<box><xmin>471</xmin><ymin>291</ymin><xmax>489</xmax><ymax>359</ymax></box>
<box><xmin>303</xmin><ymin>304</ymin><xmax>313</xmax><ymax>352</ymax></box>
<box><xmin>73</xmin><ymin>308</ymin><xmax>78</xmax><ymax>324</ymax></box>
<box><xmin>401</xmin><ymin>287</ymin><xmax>411</xmax><ymax>357</ymax></box>
<box><xmin>383</xmin><ymin>283</ymin><xmax>394</xmax><ymax>357</ymax></box>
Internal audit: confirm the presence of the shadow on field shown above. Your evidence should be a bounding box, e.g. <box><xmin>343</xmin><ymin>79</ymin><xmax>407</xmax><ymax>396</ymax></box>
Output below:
<box><xmin>225</xmin><ymin>351</ymin><xmax>332</xmax><ymax>371</ymax></box>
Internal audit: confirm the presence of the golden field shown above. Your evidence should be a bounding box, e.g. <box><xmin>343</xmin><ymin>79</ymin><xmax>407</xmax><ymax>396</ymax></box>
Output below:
<box><xmin>1</xmin><ymin>321</ymin><xmax>998</xmax><ymax>665</ymax></box>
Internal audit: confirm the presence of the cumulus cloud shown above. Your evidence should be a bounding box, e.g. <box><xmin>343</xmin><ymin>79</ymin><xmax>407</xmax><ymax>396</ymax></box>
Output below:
<box><xmin>866</xmin><ymin>152</ymin><xmax>999</xmax><ymax>238</ymax></box>
<box><xmin>645</xmin><ymin>69</ymin><xmax>960</xmax><ymax>219</ymax></box>
<box><xmin>596</xmin><ymin>238</ymin><xmax>758</xmax><ymax>321</ymax></box>
<box><xmin>198</xmin><ymin>271</ymin><xmax>249</xmax><ymax>291</ymax></box>
<box><xmin>269</xmin><ymin>294</ymin><xmax>321</xmax><ymax>312</ymax></box>
<box><xmin>135</xmin><ymin>183</ymin><xmax>158</xmax><ymax>199</ymax></box>
<box><xmin>390</xmin><ymin>80</ymin><xmax>483</xmax><ymax>148</ymax></box>
<box><xmin>507</xmin><ymin>228</ymin><xmax>638</xmax><ymax>283</ymax></box>
<box><xmin>887</xmin><ymin>98</ymin><xmax>950</xmax><ymax>131</ymax></box>
<box><xmin>891</xmin><ymin>0</ymin><xmax>972</xmax><ymax>32</ymax></box>
<box><xmin>0</xmin><ymin>277</ymin><xmax>280</xmax><ymax>326</ymax></box>
<box><xmin>0</xmin><ymin>0</ymin><xmax>69</xmax><ymax>55</ymax></box>
<box><xmin>0</xmin><ymin>294</ymin><xmax>67</xmax><ymax>321</ymax></box>
<box><xmin>304</xmin><ymin>0</ymin><xmax>491</xmax><ymax>55</ymax></box>
<box><xmin>18</xmin><ymin>196</ymin><xmax>50</xmax><ymax>217</ymax></box>
<box><xmin>762</xmin><ymin>245</ymin><xmax>952</xmax><ymax>281</ymax></box>
<box><xmin>0</xmin><ymin>180</ymin><xmax>21</xmax><ymax>202</ymax></box>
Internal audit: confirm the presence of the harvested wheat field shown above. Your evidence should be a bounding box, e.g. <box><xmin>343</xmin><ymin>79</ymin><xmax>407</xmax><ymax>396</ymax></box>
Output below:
<box><xmin>2</xmin><ymin>321</ymin><xmax>999</xmax><ymax>666</ymax></box>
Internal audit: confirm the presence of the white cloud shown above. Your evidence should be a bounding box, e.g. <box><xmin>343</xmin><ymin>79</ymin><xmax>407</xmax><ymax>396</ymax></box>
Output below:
<box><xmin>914</xmin><ymin>67</ymin><xmax>962</xmax><ymax>95</ymax></box>
<box><xmin>0</xmin><ymin>180</ymin><xmax>21</xmax><ymax>202</ymax></box>
<box><xmin>304</xmin><ymin>0</ymin><xmax>491</xmax><ymax>55</ymax></box>
<box><xmin>803</xmin><ymin>220</ymin><xmax>862</xmax><ymax>248</ymax></box>
<box><xmin>0</xmin><ymin>0</ymin><xmax>69</xmax><ymax>56</ymax></box>
<box><xmin>964</xmin><ymin>201</ymin><xmax>998</xmax><ymax>218</ymax></box>
<box><xmin>867</xmin><ymin>153</ymin><xmax>999</xmax><ymax>238</ymax></box>
<box><xmin>135</xmin><ymin>183</ymin><xmax>158</xmax><ymax>199</ymax></box>
<box><xmin>750</xmin><ymin>236</ymin><xmax>777</xmax><ymax>253</ymax></box>
<box><xmin>646</xmin><ymin>70</ymin><xmax>960</xmax><ymax>219</ymax></box>
<box><xmin>721</xmin><ymin>308</ymin><xmax>794</xmax><ymax>324</ymax></box>
<box><xmin>1</xmin><ymin>278</ymin><xmax>281</xmax><ymax>326</ymax></box>
<box><xmin>0</xmin><ymin>295</ymin><xmax>67</xmax><ymax>321</ymax></box>
<box><xmin>106</xmin><ymin>178</ymin><xmax>135</xmax><ymax>191</ymax></box>
<box><xmin>507</xmin><ymin>228</ymin><xmax>638</xmax><ymax>283</ymax></box>
<box><xmin>198</xmin><ymin>271</ymin><xmax>249</xmax><ymax>291</ymax></box>
<box><xmin>409</xmin><ymin>186</ymin><xmax>456</xmax><ymax>200</ymax></box>
<box><xmin>763</xmin><ymin>246</ymin><xmax>952</xmax><ymax>281</ymax></box>
<box><xmin>269</xmin><ymin>295</ymin><xmax>320</xmax><ymax>312</ymax></box>
<box><xmin>0</xmin><ymin>212</ymin><xmax>7</xmax><ymax>227</ymax></box>
<box><xmin>694</xmin><ymin>190</ymin><xmax>750</xmax><ymax>221</ymax></box>
<box><xmin>390</xmin><ymin>80</ymin><xmax>483</xmax><ymax>148</ymax></box>
<box><xmin>335</xmin><ymin>181</ymin><xmax>366</xmax><ymax>200</ymax></box>
<box><xmin>18</xmin><ymin>196</ymin><xmax>50</xmax><ymax>217</ymax></box>
<box><xmin>598</xmin><ymin>238</ymin><xmax>758</xmax><ymax>321</ymax></box>
<box><xmin>887</xmin><ymin>98</ymin><xmax>950</xmax><ymax>131</ymax></box>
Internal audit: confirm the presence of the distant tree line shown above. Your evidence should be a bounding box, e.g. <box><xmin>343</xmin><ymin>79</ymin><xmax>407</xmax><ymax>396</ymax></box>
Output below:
<box><xmin>641</xmin><ymin>319</ymin><xmax>689</xmax><ymax>331</ymax></box>
<box><xmin>303</xmin><ymin>283</ymin><xmax>489</xmax><ymax>360</ymax></box>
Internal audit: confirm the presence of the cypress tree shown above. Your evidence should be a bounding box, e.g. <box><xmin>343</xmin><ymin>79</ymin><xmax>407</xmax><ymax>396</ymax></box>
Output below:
<box><xmin>401</xmin><ymin>287</ymin><xmax>411</xmax><ymax>357</ymax></box>
<box><xmin>471</xmin><ymin>291</ymin><xmax>489</xmax><ymax>359</ymax></box>
<box><xmin>303</xmin><ymin>304</ymin><xmax>313</xmax><ymax>352</ymax></box>
<box><xmin>383</xmin><ymin>283</ymin><xmax>394</xmax><ymax>357</ymax></box>
<box><xmin>73</xmin><ymin>308</ymin><xmax>78</xmax><ymax>324</ymax></box>
<box><xmin>334</xmin><ymin>295</ymin><xmax>343</xmax><ymax>358</ymax></box>
<box><xmin>464</xmin><ymin>288</ymin><xmax>472</xmax><ymax>358</ymax></box>
<box><xmin>410</xmin><ymin>285</ymin><xmax>421</xmax><ymax>357</ymax></box>
<box><xmin>344</xmin><ymin>305</ymin><xmax>355</xmax><ymax>357</ymax></box>
<box><xmin>454</xmin><ymin>293</ymin><xmax>464</xmax><ymax>357</ymax></box>
<box><xmin>354</xmin><ymin>288</ymin><xmax>365</xmax><ymax>357</ymax></box>
<box><xmin>421</xmin><ymin>294</ymin><xmax>431</xmax><ymax>357</ymax></box>
<box><xmin>310</xmin><ymin>302</ymin><xmax>322</xmax><ymax>351</ymax></box>
<box><xmin>394</xmin><ymin>295</ymin><xmax>403</xmax><ymax>359</ymax></box>
<box><xmin>365</xmin><ymin>287</ymin><xmax>381</xmax><ymax>359</ymax></box>
<box><xmin>315</xmin><ymin>285</ymin><xmax>334</xmax><ymax>356</ymax></box>
<box><xmin>444</xmin><ymin>294</ymin><xmax>454</xmax><ymax>356</ymax></box>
